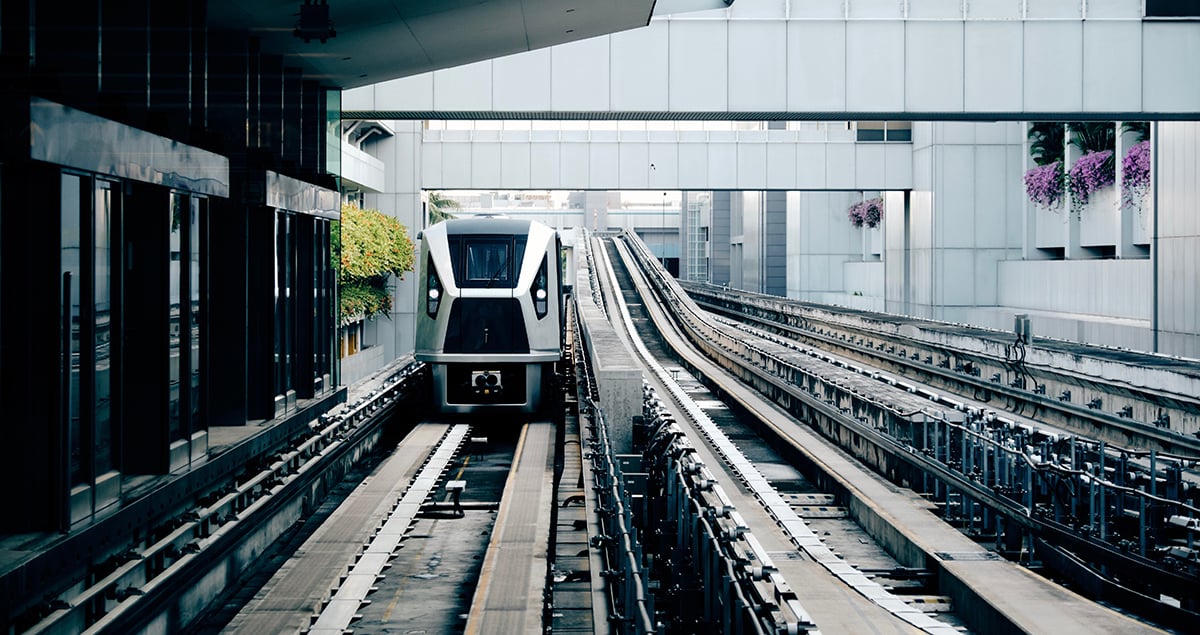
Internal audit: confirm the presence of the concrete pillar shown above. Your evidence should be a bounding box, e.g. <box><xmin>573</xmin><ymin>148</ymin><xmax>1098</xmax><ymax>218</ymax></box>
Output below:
<box><xmin>710</xmin><ymin>191</ymin><xmax>732</xmax><ymax>286</ymax></box>
<box><xmin>764</xmin><ymin>190</ymin><xmax>787</xmax><ymax>297</ymax></box>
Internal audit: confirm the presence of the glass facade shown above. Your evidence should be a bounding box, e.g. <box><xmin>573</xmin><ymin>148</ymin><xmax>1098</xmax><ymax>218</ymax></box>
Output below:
<box><xmin>59</xmin><ymin>173</ymin><xmax>122</xmax><ymax>519</ymax></box>
<box><xmin>270</xmin><ymin>210</ymin><xmax>335</xmax><ymax>410</ymax></box>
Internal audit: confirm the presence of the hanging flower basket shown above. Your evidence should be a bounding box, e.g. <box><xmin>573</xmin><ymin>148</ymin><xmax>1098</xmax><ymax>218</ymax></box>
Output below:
<box><xmin>1067</xmin><ymin>150</ymin><xmax>1114</xmax><ymax>216</ymax></box>
<box><xmin>1023</xmin><ymin>161</ymin><xmax>1065</xmax><ymax>210</ymax></box>
<box><xmin>1121</xmin><ymin>140</ymin><xmax>1151</xmax><ymax>211</ymax></box>
<box><xmin>847</xmin><ymin>198</ymin><xmax>883</xmax><ymax>228</ymax></box>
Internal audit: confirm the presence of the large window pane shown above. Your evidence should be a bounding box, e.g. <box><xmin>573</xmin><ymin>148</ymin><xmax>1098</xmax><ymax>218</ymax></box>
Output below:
<box><xmin>275</xmin><ymin>212</ymin><xmax>295</xmax><ymax>399</ymax></box>
<box><xmin>95</xmin><ymin>183</ymin><xmax>115</xmax><ymax>474</ymax></box>
<box><xmin>188</xmin><ymin>197</ymin><xmax>203</xmax><ymax>435</ymax></box>
<box><xmin>168</xmin><ymin>192</ymin><xmax>184</xmax><ymax>442</ymax></box>
<box><xmin>61</xmin><ymin>174</ymin><xmax>84</xmax><ymax>486</ymax></box>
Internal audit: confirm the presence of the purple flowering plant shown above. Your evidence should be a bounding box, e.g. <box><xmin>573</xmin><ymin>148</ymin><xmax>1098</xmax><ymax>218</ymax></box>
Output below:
<box><xmin>1023</xmin><ymin>162</ymin><xmax>1065</xmax><ymax>210</ymax></box>
<box><xmin>847</xmin><ymin>198</ymin><xmax>884</xmax><ymax>228</ymax></box>
<box><xmin>1121</xmin><ymin>140</ymin><xmax>1151</xmax><ymax>211</ymax></box>
<box><xmin>1067</xmin><ymin>150</ymin><xmax>1114</xmax><ymax>216</ymax></box>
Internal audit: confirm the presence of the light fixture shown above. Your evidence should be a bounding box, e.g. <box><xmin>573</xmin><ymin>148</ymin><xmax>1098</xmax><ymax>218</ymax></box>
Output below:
<box><xmin>295</xmin><ymin>0</ymin><xmax>336</xmax><ymax>44</ymax></box>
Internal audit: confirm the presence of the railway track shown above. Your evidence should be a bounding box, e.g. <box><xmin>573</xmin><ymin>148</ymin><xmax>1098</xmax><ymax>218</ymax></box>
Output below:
<box><xmin>20</xmin><ymin>362</ymin><xmax>424</xmax><ymax>635</ymax></box>
<box><xmin>222</xmin><ymin>416</ymin><xmax>561</xmax><ymax>635</ymax></box>
<box><xmin>605</xmin><ymin>231</ymin><xmax>1181</xmax><ymax>633</ymax></box>
<box><xmin>592</xmin><ymin>235</ymin><xmax>942</xmax><ymax>633</ymax></box>
<box><xmin>682</xmin><ymin>282</ymin><xmax>1200</xmax><ymax>456</ymax></box>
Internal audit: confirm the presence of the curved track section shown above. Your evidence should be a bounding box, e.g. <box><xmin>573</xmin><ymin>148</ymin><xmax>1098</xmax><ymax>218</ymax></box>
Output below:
<box><xmin>593</xmin><ymin>235</ymin><xmax>925</xmax><ymax>634</ymax></box>
<box><xmin>611</xmin><ymin>231</ymin><xmax>1172</xmax><ymax>634</ymax></box>
<box><xmin>605</xmin><ymin>238</ymin><xmax>958</xmax><ymax>635</ymax></box>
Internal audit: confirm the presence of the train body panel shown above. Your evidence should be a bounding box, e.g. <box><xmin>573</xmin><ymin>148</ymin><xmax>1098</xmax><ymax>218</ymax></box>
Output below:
<box><xmin>415</xmin><ymin>217</ymin><xmax>564</xmax><ymax>414</ymax></box>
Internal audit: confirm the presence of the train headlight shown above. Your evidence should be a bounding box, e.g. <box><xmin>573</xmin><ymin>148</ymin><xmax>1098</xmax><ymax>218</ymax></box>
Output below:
<box><xmin>533</xmin><ymin>256</ymin><xmax>550</xmax><ymax>319</ymax></box>
<box><xmin>426</xmin><ymin>256</ymin><xmax>442</xmax><ymax>317</ymax></box>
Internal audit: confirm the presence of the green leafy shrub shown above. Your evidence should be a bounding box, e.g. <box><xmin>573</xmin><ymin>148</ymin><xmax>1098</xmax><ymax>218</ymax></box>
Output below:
<box><xmin>334</xmin><ymin>203</ymin><xmax>414</xmax><ymax>323</ymax></box>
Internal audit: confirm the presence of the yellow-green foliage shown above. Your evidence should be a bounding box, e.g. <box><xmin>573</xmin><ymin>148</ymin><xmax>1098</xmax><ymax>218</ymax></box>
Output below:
<box><xmin>334</xmin><ymin>203</ymin><xmax>414</xmax><ymax>322</ymax></box>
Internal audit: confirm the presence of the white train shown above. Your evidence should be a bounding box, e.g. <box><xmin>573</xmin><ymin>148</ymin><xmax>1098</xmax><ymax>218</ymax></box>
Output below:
<box><xmin>414</xmin><ymin>217</ymin><xmax>564</xmax><ymax>415</ymax></box>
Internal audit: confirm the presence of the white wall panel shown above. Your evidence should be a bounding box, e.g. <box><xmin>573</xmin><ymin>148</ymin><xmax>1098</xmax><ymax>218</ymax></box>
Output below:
<box><xmin>589</xmin><ymin>143</ymin><xmax>619</xmax><ymax>188</ymax></box>
<box><xmin>610</xmin><ymin>22</ymin><xmax>670</xmax><ymax>111</ymax></box>
<box><xmin>618</xmin><ymin>142</ymin><xmax>651</xmax><ymax>188</ymax></box>
<box><xmin>939</xmin><ymin>122</ymin><xmax>976</xmax><ymax>145</ymax></box>
<box><xmin>795</xmin><ymin>144</ymin><xmax>828</xmax><ymax>189</ymax></box>
<box><xmin>884</xmin><ymin>144</ymin><xmax>912</xmax><ymax>189</ymax></box>
<box><xmin>908</xmin><ymin>0</ymin><xmax>962</xmax><ymax>19</ymax></box>
<box><xmin>791</xmin><ymin>0</ymin><xmax>845</xmax><ymax>19</ymax></box>
<box><xmin>846</xmin><ymin>21</ymin><xmax>905</xmax><ymax>111</ymax></box>
<box><xmin>766</xmin><ymin>143</ymin><xmax>797</xmax><ymax>189</ymax></box>
<box><xmin>708</xmin><ymin>142</ymin><xmax>738</xmax><ymax>187</ymax></box>
<box><xmin>905</xmin><ymin>21</ymin><xmax>964</xmax><ymax>113</ymax></box>
<box><xmin>940</xmin><ymin>250</ymin><xmax>976</xmax><ymax>305</ymax></box>
<box><xmin>432</xmin><ymin>60</ymin><xmax>493</xmax><ymax>110</ymax></box>
<box><xmin>826</xmin><ymin>144</ymin><xmax>857</xmax><ymax>189</ymax></box>
<box><xmin>442</xmin><ymin>144</ymin><xmax>472</xmax><ymax>186</ymax></box>
<box><xmin>729</xmin><ymin>0</ymin><xmax>787</xmax><ymax>19</ymax></box>
<box><xmin>470</xmin><ymin>143</ymin><xmax>502</xmax><ymax>188</ymax></box>
<box><xmin>737</xmin><ymin>142</ymin><xmax>768</xmax><ymax>189</ymax></box>
<box><xmin>1083</xmin><ymin>22</ymin><xmax>1141</xmax><ymax>112</ymax></box>
<box><xmin>1144</xmin><ymin>25</ymin><xmax>1200</xmax><ymax>113</ymax></box>
<box><xmin>1023</xmin><ymin>22</ymin><xmax>1084</xmax><ymax>113</ymax></box>
<box><xmin>729</xmin><ymin>21</ymin><xmax>786</xmax><ymax>111</ymax></box>
<box><xmin>493</xmin><ymin>50</ymin><xmax>551</xmax><ymax>110</ymax></box>
<box><xmin>973</xmin><ymin>249</ymin><xmax>1005</xmax><ymax>306</ymax></box>
<box><xmin>500</xmin><ymin>143</ymin><xmax>531</xmax><ymax>188</ymax></box>
<box><xmin>966</xmin><ymin>22</ymin><xmax>1026</xmax><ymax>114</ymax></box>
<box><xmin>848</xmin><ymin>0</ymin><xmax>903</xmax><ymax>19</ymax></box>
<box><xmin>368</xmin><ymin>74</ymin><xmax>434</xmax><ymax>110</ymax></box>
<box><xmin>1006</xmin><ymin>145</ymin><xmax>1024</xmax><ymax>248</ymax></box>
<box><xmin>560</xmin><ymin>144</ymin><xmax>590</xmax><ymax>186</ymax></box>
<box><xmin>788</xmin><ymin>22</ymin><xmax>846</xmax><ymax>111</ymax></box>
<box><xmin>974</xmin><ymin>146</ymin><xmax>1007</xmax><ymax>249</ymax></box>
<box><xmin>854</xmin><ymin>144</ymin><xmax>885</xmax><ymax>189</ymax></box>
<box><xmin>938</xmin><ymin>145</ymin><xmax>975</xmax><ymax>249</ymax></box>
<box><xmin>386</xmin><ymin>122</ymin><xmax>422</xmax><ymax>193</ymax></box>
<box><xmin>648</xmin><ymin>144</ymin><xmax>678</xmax><ymax>188</ymax></box>
<box><xmin>529</xmin><ymin>143</ymin><xmax>561</xmax><ymax>186</ymax></box>
<box><xmin>552</xmin><ymin>37</ymin><xmax>610</xmax><ymax>111</ymax></box>
<box><xmin>678</xmin><ymin>143</ymin><xmax>708</xmax><ymax>189</ymax></box>
<box><xmin>1086</xmin><ymin>0</ymin><xmax>1142</xmax><ymax>19</ymax></box>
<box><xmin>974</xmin><ymin>122</ymin><xmax>1010</xmax><ymax>145</ymax></box>
<box><xmin>420</xmin><ymin>142</ymin><xmax>442</xmax><ymax>187</ymax></box>
<box><xmin>669</xmin><ymin>21</ymin><xmax>727</xmax><ymax>111</ymax></box>
<box><xmin>1027</xmin><ymin>0</ymin><xmax>1083</xmax><ymax>19</ymax></box>
<box><xmin>966</xmin><ymin>1</ymin><xmax>1021</xmax><ymax>19</ymax></box>
<box><xmin>1157</xmin><ymin>122</ymin><xmax>1200</xmax><ymax>349</ymax></box>
<box><xmin>999</xmin><ymin>261</ymin><xmax>1151</xmax><ymax>320</ymax></box>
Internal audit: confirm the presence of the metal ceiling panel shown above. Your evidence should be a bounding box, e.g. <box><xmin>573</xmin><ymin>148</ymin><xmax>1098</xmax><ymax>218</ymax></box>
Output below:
<box><xmin>205</xmin><ymin>0</ymin><xmax>656</xmax><ymax>89</ymax></box>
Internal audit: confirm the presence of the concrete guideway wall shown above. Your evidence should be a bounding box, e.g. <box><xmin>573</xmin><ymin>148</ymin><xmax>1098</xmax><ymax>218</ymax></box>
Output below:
<box><xmin>345</xmin><ymin>1</ymin><xmax>1200</xmax><ymax>120</ymax></box>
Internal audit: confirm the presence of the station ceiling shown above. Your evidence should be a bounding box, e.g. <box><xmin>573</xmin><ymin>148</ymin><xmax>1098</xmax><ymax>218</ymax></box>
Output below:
<box><xmin>206</xmin><ymin>0</ymin><xmax>657</xmax><ymax>89</ymax></box>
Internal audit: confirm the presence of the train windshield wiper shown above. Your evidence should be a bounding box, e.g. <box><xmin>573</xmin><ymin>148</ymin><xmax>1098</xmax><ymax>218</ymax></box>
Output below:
<box><xmin>485</xmin><ymin>258</ymin><xmax>507</xmax><ymax>288</ymax></box>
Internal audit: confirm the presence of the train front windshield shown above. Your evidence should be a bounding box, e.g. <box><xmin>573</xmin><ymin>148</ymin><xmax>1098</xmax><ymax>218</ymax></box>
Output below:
<box><xmin>450</xmin><ymin>235</ymin><xmax>528</xmax><ymax>289</ymax></box>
